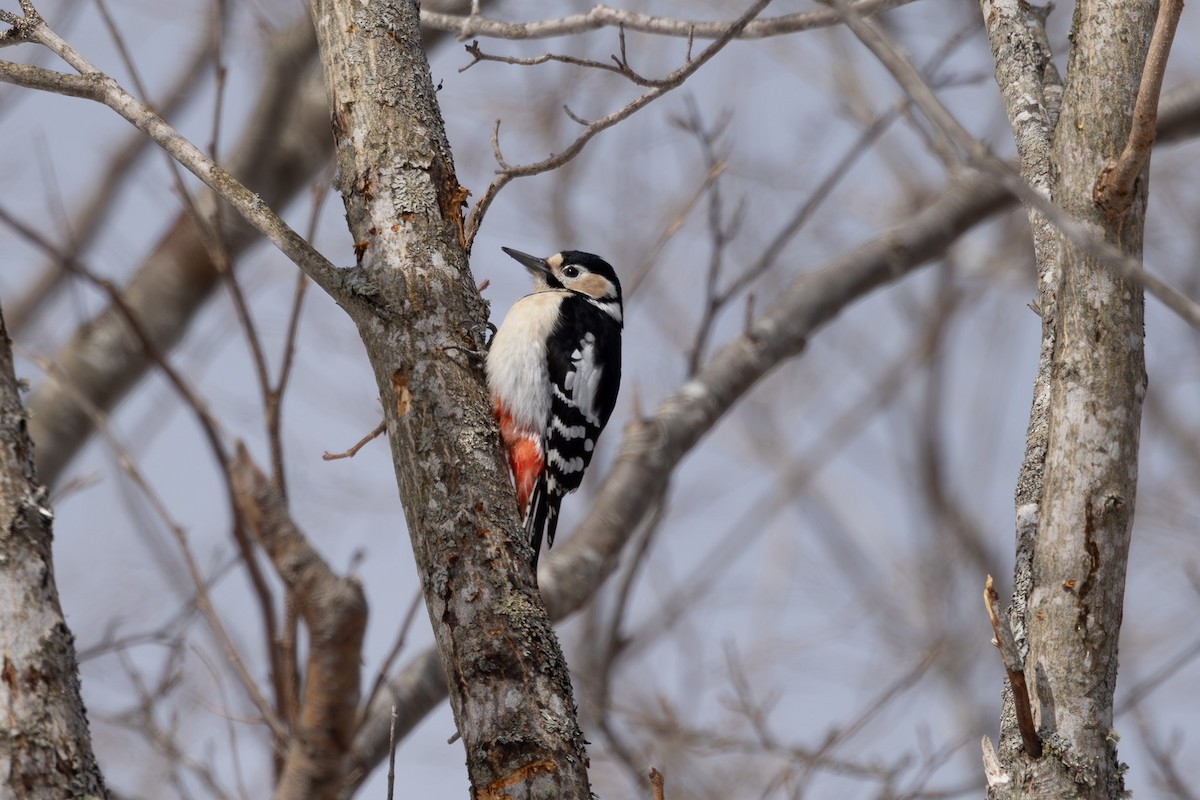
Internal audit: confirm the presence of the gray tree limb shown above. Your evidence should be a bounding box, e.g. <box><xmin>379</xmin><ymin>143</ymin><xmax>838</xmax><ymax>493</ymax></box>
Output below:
<box><xmin>419</xmin><ymin>0</ymin><xmax>910</xmax><ymax>41</ymax></box>
<box><xmin>0</xmin><ymin>304</ymin><xmax>109</xmax><ymax>799</ymax></box>
<box><xmin>15</xmin><ymin>17</ymin><xmax>336</xmax><ymax>485</ymax></box>
<box><xmin>17</xmin><ymin>6</ymin><xmax>473</xmax><ymax>488</ymax></box>
<box><xmin>229</xmin><ymin>447</ymin><xmax>367</xmax><ymax>800</ymax></box>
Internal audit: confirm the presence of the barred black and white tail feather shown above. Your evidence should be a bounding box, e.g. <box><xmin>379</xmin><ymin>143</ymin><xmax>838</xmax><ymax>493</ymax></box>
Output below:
<box><xmin>523</xmin><ymin>473</ymin><xmax>562</xmax><ymax>571</ymax></box>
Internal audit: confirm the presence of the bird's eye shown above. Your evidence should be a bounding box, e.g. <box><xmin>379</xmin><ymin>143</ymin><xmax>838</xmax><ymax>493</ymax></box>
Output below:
<box><xmin>562</xmin><ymin>265</ymin><xmax>580</xmax><ymax>278</ymax></box>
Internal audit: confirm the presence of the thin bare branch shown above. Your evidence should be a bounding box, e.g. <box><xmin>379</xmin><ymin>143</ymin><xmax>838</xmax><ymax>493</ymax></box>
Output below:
<box><xmin>464</xmin><ymin>0</ymin><xmax>773</xmax><ymax>248</ymax></box>
<box><xmin>322</xmin><ymin>420</ymin><xmax>387</xmax><ymax>461</ymax></box>
<box><xmin>649</xmin><ymin>767</ymin><xmax>665</xmax><ymax>800</ymax></box>
<box><xmin>0</xmin><ymin>8</ymin><xmax>344</xmax><ymax>296</ymax></box>
<box><xmin>230</xmin><ymin>446</ymin><xmax>367</xmax><ymax>800</ymax></box>
<box><xmin>421</xmin><ymin>0</ymin><xmax>912</xmax><ymax>41</ymax></box>
<box><xmin>358</xmin><ymin>590</ymin><xmax>424</xmax><ymax>736</ymax></box>
<box><xmin>831</xmin><ymin>0</ymin><xmax>1200</xmax><ymax>332</ymax></box>
<box><xmin>1094</xmin><ymin>0</ymin><xmax>1183</xmax><ymax>217</ymax></box>
<box><xmin>28</xmin><ymin>353</ymin><xmax>286</xmax><ymax>740</ymax></box>
<box><xmin>7</xmin><ymin>10</ymin><xmax>220</xmax><ymax>333</ymax></box>
<box><xmin>984</xmin><ymin>576</ymin><xmax>1041</xmax><ymax>759</ymax></box>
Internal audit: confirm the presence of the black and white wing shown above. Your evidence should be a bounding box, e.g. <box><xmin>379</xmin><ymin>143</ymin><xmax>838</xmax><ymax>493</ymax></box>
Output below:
<box><xmin>525</xmin><ymin>298</ymin><xmax>622</xmax><ymax>565</ymax></box>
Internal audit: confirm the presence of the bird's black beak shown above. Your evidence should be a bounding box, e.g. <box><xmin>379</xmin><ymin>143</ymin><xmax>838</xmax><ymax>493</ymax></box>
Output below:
<box><xmin>502</xmin><ymin>247</ymin><xmax>551</xmax><ymax>277</ymax></box>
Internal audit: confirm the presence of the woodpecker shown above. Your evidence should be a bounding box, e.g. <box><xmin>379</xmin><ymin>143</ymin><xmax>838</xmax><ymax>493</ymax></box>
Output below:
<box><xmin>486</xmin><ymin>247</ymin><xmax>623</xmax><ymax>570</ymax></box>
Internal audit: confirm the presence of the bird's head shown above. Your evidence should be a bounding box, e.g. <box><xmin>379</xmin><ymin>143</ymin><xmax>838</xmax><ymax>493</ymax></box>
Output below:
<box><xmin>502</xmin><ymin>247</ymin><xmax>623</xmax><ymax>306</ymax></box>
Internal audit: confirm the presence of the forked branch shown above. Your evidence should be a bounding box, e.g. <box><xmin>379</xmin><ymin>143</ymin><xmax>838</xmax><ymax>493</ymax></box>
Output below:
<box><xmin>1094</xmin><ymin>0</ymin><xmax>1183</xmax><ymax>218</ymax></box>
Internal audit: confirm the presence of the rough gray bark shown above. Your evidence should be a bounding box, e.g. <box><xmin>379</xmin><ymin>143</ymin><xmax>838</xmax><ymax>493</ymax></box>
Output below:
<box><xmin>0</xmin><ymin>306</ymin><xmax>108</xmax><ymax>799</ymax></box>
<box><xmin>308</xmin><ymin>1</ymin><xmax>592</xmax><ymax>796</ymax></box>
<box><xmin>982</xmin><ymin>0</ymin><xmax>1154</xmax><ymax>796</ymax></box>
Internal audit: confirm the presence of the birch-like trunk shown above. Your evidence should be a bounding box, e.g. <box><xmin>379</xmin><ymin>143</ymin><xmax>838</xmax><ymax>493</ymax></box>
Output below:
<box><xmin>0</xmin><ymin>307</ymin><xmax>109</xmax><ymax>799</ymax></box>
<box><xmin>983</xmin><ymin>0</ymin><xmax>1153</xmax><ymax>796</ymax></box>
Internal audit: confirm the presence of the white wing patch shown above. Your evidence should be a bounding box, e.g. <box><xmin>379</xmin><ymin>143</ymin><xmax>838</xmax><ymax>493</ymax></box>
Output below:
<box><xmin>550</xmin><ymin>416</ymin><xmax>588</xmax><ymax>440</ymax></box>
<box><xmin>564</xmin><ymin>332</ymin><xmax>604</xmax><ymax>426</ymax></box>
<box><xmin>547</xmin><ymin>450</ymin><xmax>586</xmax><ymax>474</ymax></box>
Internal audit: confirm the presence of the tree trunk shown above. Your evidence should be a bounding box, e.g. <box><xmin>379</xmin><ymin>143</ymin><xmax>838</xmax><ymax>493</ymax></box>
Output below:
<box><xmin>984</xmin><ymin>0</ymin><xmax>1154</xmax><ymax>796</ymax></box>
<box><xmin>307</xmin><ymin>1</ymin><xmax>593</xmax><ymax>796</ymax></box>
<box><xmin>0</xmin><ymin>306</ymin><xmax>109</xmax><ymax>799</ymax></box>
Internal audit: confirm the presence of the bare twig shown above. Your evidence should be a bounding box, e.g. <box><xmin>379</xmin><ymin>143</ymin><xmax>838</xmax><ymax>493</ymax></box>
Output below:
<box><xmin>29</xmin><ymin>353</ymin><xmax>285</xmax><ymax>740</ymax></box>
<box><xmin>387</xmin><ymin>705</ymin><xmax>399</xmax><ymax>800</ymax></box>
<box><xmin>359</xmin><ymin>590</ymin><xmax>425</xmax><ymax>734</ymax></box>
<box><xmin>1132</xmin><ymin>709</ymin><xmax>1199</xmax><ymax>800</ymax></box>
<box><xmin>1116</xmin><ymin>632</ymin><xmax>1200</xmax><ymax>716</ymax></box>
<box><xmin>1094</xmin><ymin>0</ymin><xmax>1183</xmax><ymax>217</ymax></box>
<box><xmin>718</xmin><ymin>100</ymin><xmax>900</xmax><ymax>302</ymax></box>
<box><xmin>624</xmin><ymin>160</ymin><xmax>725</xmax><ymax>298</ymax></box>
<box><xmin>1</xmin><ymin>205</ymin><xmax>291</xmax><ymax>736</ymax></box>
<box><xmin>649</xmin><ymin>767</ymin><xmax>665</xmax><ymax>800</ymax></box>
<box><xmin>323</xmin><ymin>419</ymin><xmax>388</xmax><ymax>461</ymax></box>
<box><xmin>461</xmin><ymin>39</ymin><xmax>657</xmax><ymax>85</ymax></box>
<box><xmin>823</xmin><ymin>0</ymin><xmax>974</xmax><ymax>162</ymax></box>
<box><xmin>6</xmin><ymin>8</ymin><xmax>220</xmax><ymax>333</ymax></box>
<box><xmin>422</xmin><ymin>0</ymin><xmax>912</xmax><ymax>41</ymax></box>
<box><xmin>230</xmin><ymin>446</ymin><xmax>367</xmax><ymax>800</ymax></box>
<box><xmin>0</xmin><ymin>6</ymin><xmax>343</xmax><ymax>296</ymax></box>
<box><xmin>831</xmin><ymin>0</ymin><xmax>1200</xmax><ymax>331</ymax></box>
<box><xmin>113</xmin><ymin>644</ymin><xmax>237</xmax><ymax>800</ymax></box>
<box><xmin>984</xmin><ymin>575</ymin><xmax>1041</xmax><ymax>759</ymax></box>
<box><xmin>464</xmin><ymin>0</ymin><xmax>773</xmax><ymax>248</ymax></box>
<box><xmin>582</xmin><ymin>490</ymin><xmax>671</xmax><ymax>791</ymax></box>
<box><xmin>678</xmin><ymin>101</ymin><xmax>737</xmax><ymax>376</ymax></box>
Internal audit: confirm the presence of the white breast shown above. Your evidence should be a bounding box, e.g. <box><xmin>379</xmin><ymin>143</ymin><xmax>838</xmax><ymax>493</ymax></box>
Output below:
<box><xmin>486</xmin><ymin>291</ymin><xmax>566</xmax><ymax>434</ymax></box>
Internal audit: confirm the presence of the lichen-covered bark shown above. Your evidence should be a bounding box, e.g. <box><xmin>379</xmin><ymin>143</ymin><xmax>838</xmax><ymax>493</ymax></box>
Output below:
<box><xmin>307</xmin><ymin>1</ymin><xmax>592</xmax><ymax>796</ymax></box>
<box><xmin>983</xmin><ymin>0</ymin><xmax>1153</xmax><ymax>797</ymax></box>
<box><xmin>979</xmin><ymin>0</ymin><xmax>1062</xmax><ymax>774</ymax></box>
<box><xmin>0</xmin><ymin>307</ymin><xmax>108</xmax><ymax>799</ymax></box>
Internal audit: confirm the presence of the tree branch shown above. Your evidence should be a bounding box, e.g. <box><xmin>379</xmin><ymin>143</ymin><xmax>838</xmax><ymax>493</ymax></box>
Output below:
<box><xmin>0</xmin><ymin>305</ymin><xmax>110</xmax><ymax>799</ymax></box>
<box><xmin>230</xmin><ymin>447</ymin><xmax>367</xmax><ymax>800</ymax></box>
<box><xmin>0</xmin><ymin>10</ymin><xmax>343</xmax><ymax>297</ymax></box>
<box><xmin>10</xmin><ymin>16</ymin><xmax>329</xmax><ymax>487</ymax></box>
<box><xmin>464</xmin><ymin>0</ymin><xmax>773</xmax><ymax>248</ymax></box>
<box><xmin>1094</xmin><ymin>0</ymin><xmax>1183</xmax><ymax>217</ymax></box>
<box><xmin>421</xmin><ymin>0</ymin><xmax>911</xmax><ymax>41</ymax></box>
<box><xmin>984</xmin><ymin>576</ymin><xmax>1041</xmax><ymax>759</ymax></box>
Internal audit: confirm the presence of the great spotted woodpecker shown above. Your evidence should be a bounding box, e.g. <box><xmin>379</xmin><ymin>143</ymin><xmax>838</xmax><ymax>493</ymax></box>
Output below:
<box><xmin>486</xmin><ymin>247</ymin><xmax>623</xmax><ymax>569</ymax></box>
